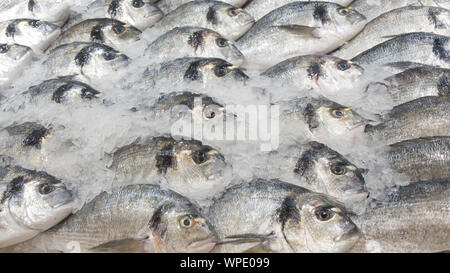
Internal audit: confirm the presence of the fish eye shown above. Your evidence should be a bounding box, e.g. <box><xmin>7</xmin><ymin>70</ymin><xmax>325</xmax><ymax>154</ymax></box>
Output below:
<box><xmin>81</xmin><ymin>88</ymin><xmax>97</xmax><ymax>99</ymax></box>
<box><xmin>315</xmin><ymin>207</ymin><xmax>335</xmax><ymax>221</ymax></box>
<box><xmin>192</xmin><ymin>150</ymin><xmax>208</xmax><ymax>164</ymax></box>
<box><xmin>214</xmin><ymin>65</ymin><xmax>229</xmax><ymax>77</ymax></box>
<box><xmin>331</xmin><ymin>165</ymin><xmax>347</xmax><ymax>175</ymax></box>
<box><xmin>337</xmin><ymin>60</ymin><xmax>351</xmax><ymax>71</ymax></box>
<box><xmin>331</xmin><ymin>109</ymin><xmax>345</xmax><ymax>118</ymax></box>
<box><xmin>338</xmin><ymin>8</ymin><xmax>350</xmax><ymax>16</ymax></box>
<box><xmin>179</xmin><ymin>216</ymin><xmax>195</xmax><ymax>228</ymax></box>
<box><xmin>103</xmin><ymin>51</ymin><xmax>117</xmax><ymax>60</ymax></box>
<box><xmin>28</xmin><ymin>20</ymin><xmax>41</xmax><ymax>28</ymax></box>
<box><xmin>216</xmin><ymin>38</ymin><xmax>228</xmax><ymax>48</ymax></box>
<box><xmin>39</xmin><ymin>183</ymin><xmax>56</xmax><ymax>195</ymax></box>
<box><xmin>112</xmin><ymin>24</ymin><xmax>126</xmax><ymax>34</ymax></box>
<box><xmin>204</xmin><ymin>109</ymin><xmax>216</xmax><ymax>119</ymax></box>
<box><xmin>132</xmin><ymin>0</ymin><xmax>145</xmax><ymax>8</ymax></box>
<box><xmin>0</xmin><ymin>44</ymin><xmax>10</xmax><ymax>54</ymax></box>
<box><xmin>228</xmin><ymin>8</ymin><xmax>240</xmax><ymax>17</ymax></box>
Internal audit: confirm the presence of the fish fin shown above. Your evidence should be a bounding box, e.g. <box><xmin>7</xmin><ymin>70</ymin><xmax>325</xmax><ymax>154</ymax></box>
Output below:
<box><xmin>390</xmin><ymin>137</ymin><xmax>446</xmax><ymax>148</ymax></box>
<box><xmin>225</xmin><ymin>232</ymin><xmax>275</xmax><ymax>242</ymax></box>
<box><xmin>273</xmin><ymin>25</ymin><xmax>321</xmax><ymax>38</ymax></box>
<box><xmin>243</xmin><ymin>244</ymin><xmax>271</xmax><ymax>253</ymax></box>
<box><xmin>380</xmin><ymin>34</ymin><xmax>399</xmax><ymax>39</ymax></box>
<box><xmin>88</xmin><ymin>238</ymin><xmax>148</xmax><ymax>253</ymax></box>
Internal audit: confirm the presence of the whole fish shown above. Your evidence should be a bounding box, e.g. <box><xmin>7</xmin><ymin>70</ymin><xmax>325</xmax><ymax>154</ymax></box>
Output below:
<box><xmin>25</xmin><ymin>184</ymin><xmax>217</xmax><ymax>253</ymax></box>
<box><xmin>334</xmin><ymin>6</ymin><xmax>450</xmax><ymax>60</ymax></box>
<box><xmin>236</xmin><ymin>2</ymin><xmax>366</xmax><ymax>70</ymax></box>
<box><xmin>43</xmin><ymin>42</ymin><xmax>130</xmax><ymax>82</ymax></box>
<box><xmin>388</xmin><ymin>137</ymin><xmax>450</xmax><ymax>182</ymax></box>
<box><xmin>261</xmin><ymin>55</ymin><xmax>367</xmax><ymax>98</ymax></box>
<box><xmin>157</xmin><ymin>0</ymin><xmax>247</xmax><ymax>14</ymax></box>
<box><xmin>0</xmin><ymin>43</ymin><xmax>33</xmax><ymax>87</ymax></box>
<box><xmin>351</xmin><ymin>180</ymin><xmax>450</xmax><ymax>253</ymax></box>
<box><xmin>208</xmin><ymin>179</ymin><xmax>361</xmax><ymax>253</ymax></box>
<box><xmin>145</xmin><ymin>26</ymin><xmax>244</xmax><ymax>65</ymax></box>
<box><xmin>0</xmin><ymin>0</ymin><xmax>70</xmax><ymax>26</ymax></box>
<box><xmin>67</xmin><ymin>0</ymin><xmax>163</xmax><ymax>31</ymax></box>
<box><xmin>49</xmin><ymin>19</ymin><xmax>142</xmax><ymax>52</ymax></box>
<box><xmin>258</xmin><ymin>141</ymin><xmax>368</xmax><ymax>203</ymax></box>
<box><xmin>365</xmin><ymin>96</ymin><xmax>450</xmax><ymax>144</ymax></box>
<box><xmin>0</xmin><ymin>165</ymin><xmax>74</xmax><ymax>248</ymax></box>
<box><xmin>351</xmin><ymin>32</ymin><xmax>450</xmax><ymax>69</ymax></box>
<box><xmin>142</xmin><ymin>57</ymin><xmax>248</xmax><ymax>90</ymax></box>
<box><xmin>152</xmin><ymin>1</ymin><xmax>255</xmax><ymax>41</ymax></box>
<box><xmin>348</xmin><ymin>0</ymin><xmax>450</xmax><ymax>22</ymax></box>
<box><xmin>0</xmin><ymin>19</ymin><xmax>61</xmax><ymax>52</ymax></box>
<box><xmin>109</xmin><ymin>136</ymin><xmax>228</xmax><ymax>187</ymax></box>
<box><xmin>244</xmin><ymin>0</ymin><xmax>354</xmax><ymax>21</ymax></box>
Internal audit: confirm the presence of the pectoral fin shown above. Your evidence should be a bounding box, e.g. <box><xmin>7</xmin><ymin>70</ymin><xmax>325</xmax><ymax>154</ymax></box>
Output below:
<box><xmin>274</xmin><ymin>25</ymin><xmax>321</xmax><ymax>39</ymax></box>
<box><xmin>88</xmin><ymin>238</ymin><xmax>149</xmax><ymax>253</ymax></box>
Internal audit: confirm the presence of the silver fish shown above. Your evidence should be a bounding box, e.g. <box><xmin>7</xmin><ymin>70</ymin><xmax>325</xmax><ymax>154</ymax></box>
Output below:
<box><xmin>0</xmin><ymin>165</ymin><xmax>74</xmax><ymax>248</ymax></box>
<box><xmin>145</xmin><ymin>26</ymin><xmax>244</xmax><ymax>65</ymax></box>
<box><xmin>26</xmin><ymin>184</ymin><xmax>217</xmax><ymax>253</ymax></box>
<box><xmin>0</xmin><ymin>0</ymin><xmax>70</xmax><ymax>26</ymax></box>
<box><xmin>334</xmin><ymin>6</ymin><xmax>450</xmax><ymax>60</ymax></box>
<box><xmin>0</xmin><ymin>43</ymin><xmax>33</xmax><ymax>87</ymax></box>
<box><xmin>49</xmin><ymin>19</ymin><xmax>142</xmax><ymax>52</ymax></box>
<box><xmin>208</xmin><ymin>179</ymin><xmax>361</xmax><ymax>253</ymax></box>
<box><xmin>153</xmin><ymin>1</ymin><xmax>255</xmax><ymax>41</ymax></box>
<box><xmin>0</xmin><ymin>19</ymin><xmax>61</xmax><ymax>52</ymax></box>
<box><xmin>157</xmin><ymin>0</ymin><xmax>247</xmax><ymax>14</ymax></box>
<box><xmin>351</xmin><ymin>32</ymin><xmax>450</xmax><ymax>69</ymax></box>
<box><xmin>365</xmin><ymin>96</ymin><xmax>450</xmax><ymax>144</ymax></box>
<box><xmin>388</xmin><ymin>137</ymin><xmax>450</xmax><ymax>182</ymax></box>
<box><xmin>236</xmin><ymin>2</ymin><xmax>366</xmax><ymax>70</ymax></box>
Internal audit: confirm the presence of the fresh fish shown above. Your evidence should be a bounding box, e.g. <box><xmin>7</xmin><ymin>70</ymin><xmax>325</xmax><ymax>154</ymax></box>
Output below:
<box><xmin>0</xmin><ymin>19</ymin><xmax>61</xmax><ymax>52</ymax></box>
<box><xmin>43</xmin><ymin>42</ymin><xmax>130</xmax><ymax>82</ymax></box>
<box><xmin>244</xmin><ymin>0</ymin><xmax>354</xmax><ymax>21</ymax></box>
<box><xmin>208</xmin><ymin>179</ymin><xmax>361</xmax><ymax>253</ymax></box>
<box><xmin>0</xmin><ymin>165</ymin><xmax>74</xmax><ymax>248</ymax></box>
<box><xmin>0</xmin><ymin>43</ymin><xmax>33</xmax><ymax>87</ymax></box>
<box><xmin>153</xmin><ymin>1</ymin><xmax>255</xmax><ymax>41</ymax></box>
<box><xmin>49</xmin><ymin>19</ymin><xmax>142</xmax><ymax>52</ymax></box>
<box><xmin>351</xmin><ymin>32</ymin><xmax>450</xmax><ymax>70</ymax></box>
<box><xmin>157</xmin><ymin>0</ymin><xmax>247</xmax><ymax>14</ymax></box>
<box><xmin>365</xmin><ymin>96</ymin><xmax>450</xmax><ymax>144</ymax></box>
<box><xmin>334</xmin><ymin>6</ymin><xmax>450</xmax><ymax>60</ymax></box>
<box><xmin>0</xmin><ymin>0</ymin><xmax>70</xmax><ymax>26</ymax></box>
<box><xmin>25</xmin><ymin>184</ymin><xmax>217</xmax><ymax>253</ymax></box>
<box><xmin>141</xmin><ymin>57</ymin><xmax>248</xmax><ymax>90</ymax></box>
<box><xmin>261</xmin><ymin>55</ymin><xmax>367</xmax><ymax>98</ymax></box>
<box><xmin>145</xmin><ymin>26</ymin><xmax>244</xmax><ymax>65</ymax></box>
<box><xmin>236</xmin><ymin>2</ymin><xmax>367</xmax><ymax>70</ymax></box>
<box><xmin>258</xmin><ymin>141</ymin><xmax>368</xmax><ymax>203</ymax></box>
<box><xmin>348</xmin><ymin>0</ymin><xmax>450</xmax><ymax>23</ymax></box>
<box><xmin>388</xmin><ymin>137</ymin><xmax>450</xmax><ymax>182</ymax></box>
<box><xmin>109</xmin><ymin>136</ymin><xmax>228</xmax><ymax>187</ymax></box>
<box><xmin>67</xmin><ymin>0</ymin><xmax>163</xmax><ymax>31</ymax></box>
<box><xmin>351</xmin><ymin>180</ymin><xmax>450</xmax><ymax>253</ymax></box>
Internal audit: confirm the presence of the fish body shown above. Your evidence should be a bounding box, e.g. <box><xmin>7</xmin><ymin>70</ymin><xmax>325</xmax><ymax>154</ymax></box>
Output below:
<box><xmin>0</xmin><ymin>0</ymin><xmax>70</xmax><ymax>26</ymax></box>
<box><xmin>157</xmin><ymin>0</ymin><xmax>247</xmax><ymax>14</ymax></box>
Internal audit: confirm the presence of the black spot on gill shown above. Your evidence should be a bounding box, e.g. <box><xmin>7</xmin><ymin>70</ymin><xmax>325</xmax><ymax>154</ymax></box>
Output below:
<box><xmin>437</xmin><ymin>75</ymin><xmax>449</xmax><ymax>96</ymax></box>
<box><xmin>294</xmin><ymin>151</ymin><xmax>313</xmax><ymax>176</ymax></box>
<box><xmin>1</xmin><ymin>176</ymin><xmax>25</xmax><ymax>204</ymax></box>
<box><xmin>52</xmin><ymin>84</ymin><xmax>73</xmax><ymax>103</ymax></box>
<box><xmin>206</xmin><ymin>7</ymin><xmax>218</xmax><ymax>25</ymax></box>
<box><xmin>303</xmin><ymin>103</ymin><xmax>319</xmax><ymax>130</ymax></box>
<box><xmin>108</xmin><ymin>0</ymin><xmax>121</xmax><ymax>17</ymax></box>
<box><xmin>184</xmin><ymin>60</ymin><xmax>202</xmax><ymax>81</ymax></box>
<box><xmin>90</xmin><ymin>25</ymin><xmax>105</xmax><ymax>43</ymax></box>
<box><xmin>155</xmin><ymin>145</ymin><xmax>174</xmax><ymax>175</ymax></box>
<box><xmin>313</xmin><ymin>4</ymin><xmax>330</xmax><ymax>25</ymax></box>
<box><xmin>276</xmin><ymin>196</ymin><xmax>300</xmax><ymax>231</ymax></box>
<box><xmin>188</xmin><ymin>31</ymin><xmax>204</xmax><ymax>52</ymax></box>
<box><xmin>149</xmin><ymin>203</ymin><xmax>175</xmax><ymax>237</ymax></box>
<box><xmin>28</xmin><ymin>0</ymin><xmax>36</xmax><ymax>12</ymax></box>
<box><xmin>432</xmin><ymin>38</ymin><xmax>449</xmax><ymax>62</ymax></box>
<box><xmin>74</xmin><ymin>46</ymin><xmax>94</xmax><ymax>67</ymax></box>
<box><xmin>23</xmin><ymin>127</ymin><xmax>49</xmax><ymax>147</ymax></box>
<box><xmin>307</xmin><ymin>63</ymin><xmax>322</xmax><ymax>80</ymax></box>
<box><xmin>428</xmin><ymin>9</ymin><xmax>445</xmax><ymax>29</ymax></box>
<box><xmin>6</xmin><ymin>23</ymin><xmax>17</xmax><ymax>38</ymax></box>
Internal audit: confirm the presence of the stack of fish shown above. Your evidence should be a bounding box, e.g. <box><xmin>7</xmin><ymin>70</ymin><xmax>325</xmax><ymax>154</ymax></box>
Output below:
<box><xmin>0</xmin><ymin>0</ymin><xmax>448</xmax><ymax>253</ymax></box>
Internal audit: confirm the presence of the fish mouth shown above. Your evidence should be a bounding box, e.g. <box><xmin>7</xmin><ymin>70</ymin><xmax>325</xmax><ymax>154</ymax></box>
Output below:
<box><xmin>335</xmin><ymin>226</ymin><xmax>361</xmax><ymax>243</ymax></box>
<box><xmin>187</xmin><ymin>236</ymin><xmax>217</xmax><ymax>253</ymax></box>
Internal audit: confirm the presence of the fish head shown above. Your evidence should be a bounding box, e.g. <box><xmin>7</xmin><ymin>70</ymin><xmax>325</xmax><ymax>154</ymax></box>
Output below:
<box><xmin>110</xmin><ymin>0</ymin><xmax>163</xmax><ymax>29</ymax></box>
<box><xmin>196</xmin><ymin>29</ymin><xmax>245</xmax><ymax>65</ymax></box>
<box><xmin>51</xmin><ymin>82</ymin><xmax>101</xmax><ymax>104</ymax></box>
<box><xmin>149</xmin><ymin>203</ymin><xmax>217</xmax><ymax>253</ymax></box>
<box><xmin>206</xmin><ymin>4</ymin><xmax>255</xmax><ymax>39</ymax></box>
<box><xmin>13</xmin><ymin>19</ymin><xmax>61</xmax><ymax>50</ymax></box>
<box><xmin>101</xmin><ymin>21</ymin><xmax>142</xmax><ymax>46</ymax></box>
<box><xmin>186</xmin><ymin>58</ymin><xmax>248</xmax><ymax>85</ymax></box>
<box><xmin>318</xmin><ymin>57</ymin><xmax>366</xmax><ymax>94</ymax></box>
<box><xmin>3</xmin><ymin>170</ymin><xmax>74</xmax><ymax>231</ymax></box>
<box><xmin>0</xmin><ymin>43</ymin><xmax>33</xmax><ymax>74</ymax></box>
<box><xmin>299</xmin><ymin>195</ymin><xmax>361</xmax><ymax>252</ymax></box>
<box><xmin>326</xmin><ymin>6</ymin><xmax>366</xmax><ymax>40</ymax></box>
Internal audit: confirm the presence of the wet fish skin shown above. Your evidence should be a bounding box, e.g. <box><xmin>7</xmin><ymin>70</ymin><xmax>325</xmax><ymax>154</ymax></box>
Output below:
<box><xmin>157</xmin><ymin>0</ymin><xmax>247</xmax><ymax>14</ymax></box>
<box><xmin>351</xmin><ymin>32</ymin><xmax>450</xmax><ymax>69</ymax></box>
<box><xmin>0</xmin><ymin>19</ymin><xmax>61</xmax><ymax>52</ymax></box>
<box><xmin>0</xmin><ymin>0</ymin><xmax>70</xmax><ymax>26</ymax></box>
<box><xmin>365</xmin><ymin>96</ymin><xmax>450</xmax><ymax>144</ymax></box>
<box><xmin>145</xmin><ymin>26</ymin><xmax>244</xmax><ymax>65</ymax></box>
<box><xmin>0</xmin><ymin>43</ymin><xmax>33</xmax><ymax>87</ymax></box>
<box><xmin>153</xmin><ymin>1</ymin><xmax>255</xmax><ymax>41</ymax></box>
<box><xmin>208</xmin><ymin>179</ymin><xmax>361</xmax><ymax>253</ymax></box>
<box><xmin>27</xmin><ymin>184</ymin><xmax>217</xmax><ymax>253</ymax></box>
<box><xmin>351</xmin><ymin>180</ymin><xmax>450</xmax><ymax>253</ymax></box>
<box><xmin>237</xmin><ymin>2</ymin><xmax>366</xmax><ymax>70</ymax></box>
<box><xmin>49</xmin><ymin>19</ymin><xmax>142</xmax><ymax>52</ymax></box>
<box><xmin>334</xmin><ymin>6</ymin><xmax>450</xmax><ymax>60</ymax></box>
<box><xmin>388</xmin><ymin>137</ymin><xmax>450</xmax><ymax>182</ymax></box>
<box><xmin>0</xmin><ymin>165</ymin><xmax>74</xmax><ymax>248</ymax></box>
<box><xmin>261</xmin><ymin>55</ymin><xmax>366</xmax><ymax>98</ymax></box>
